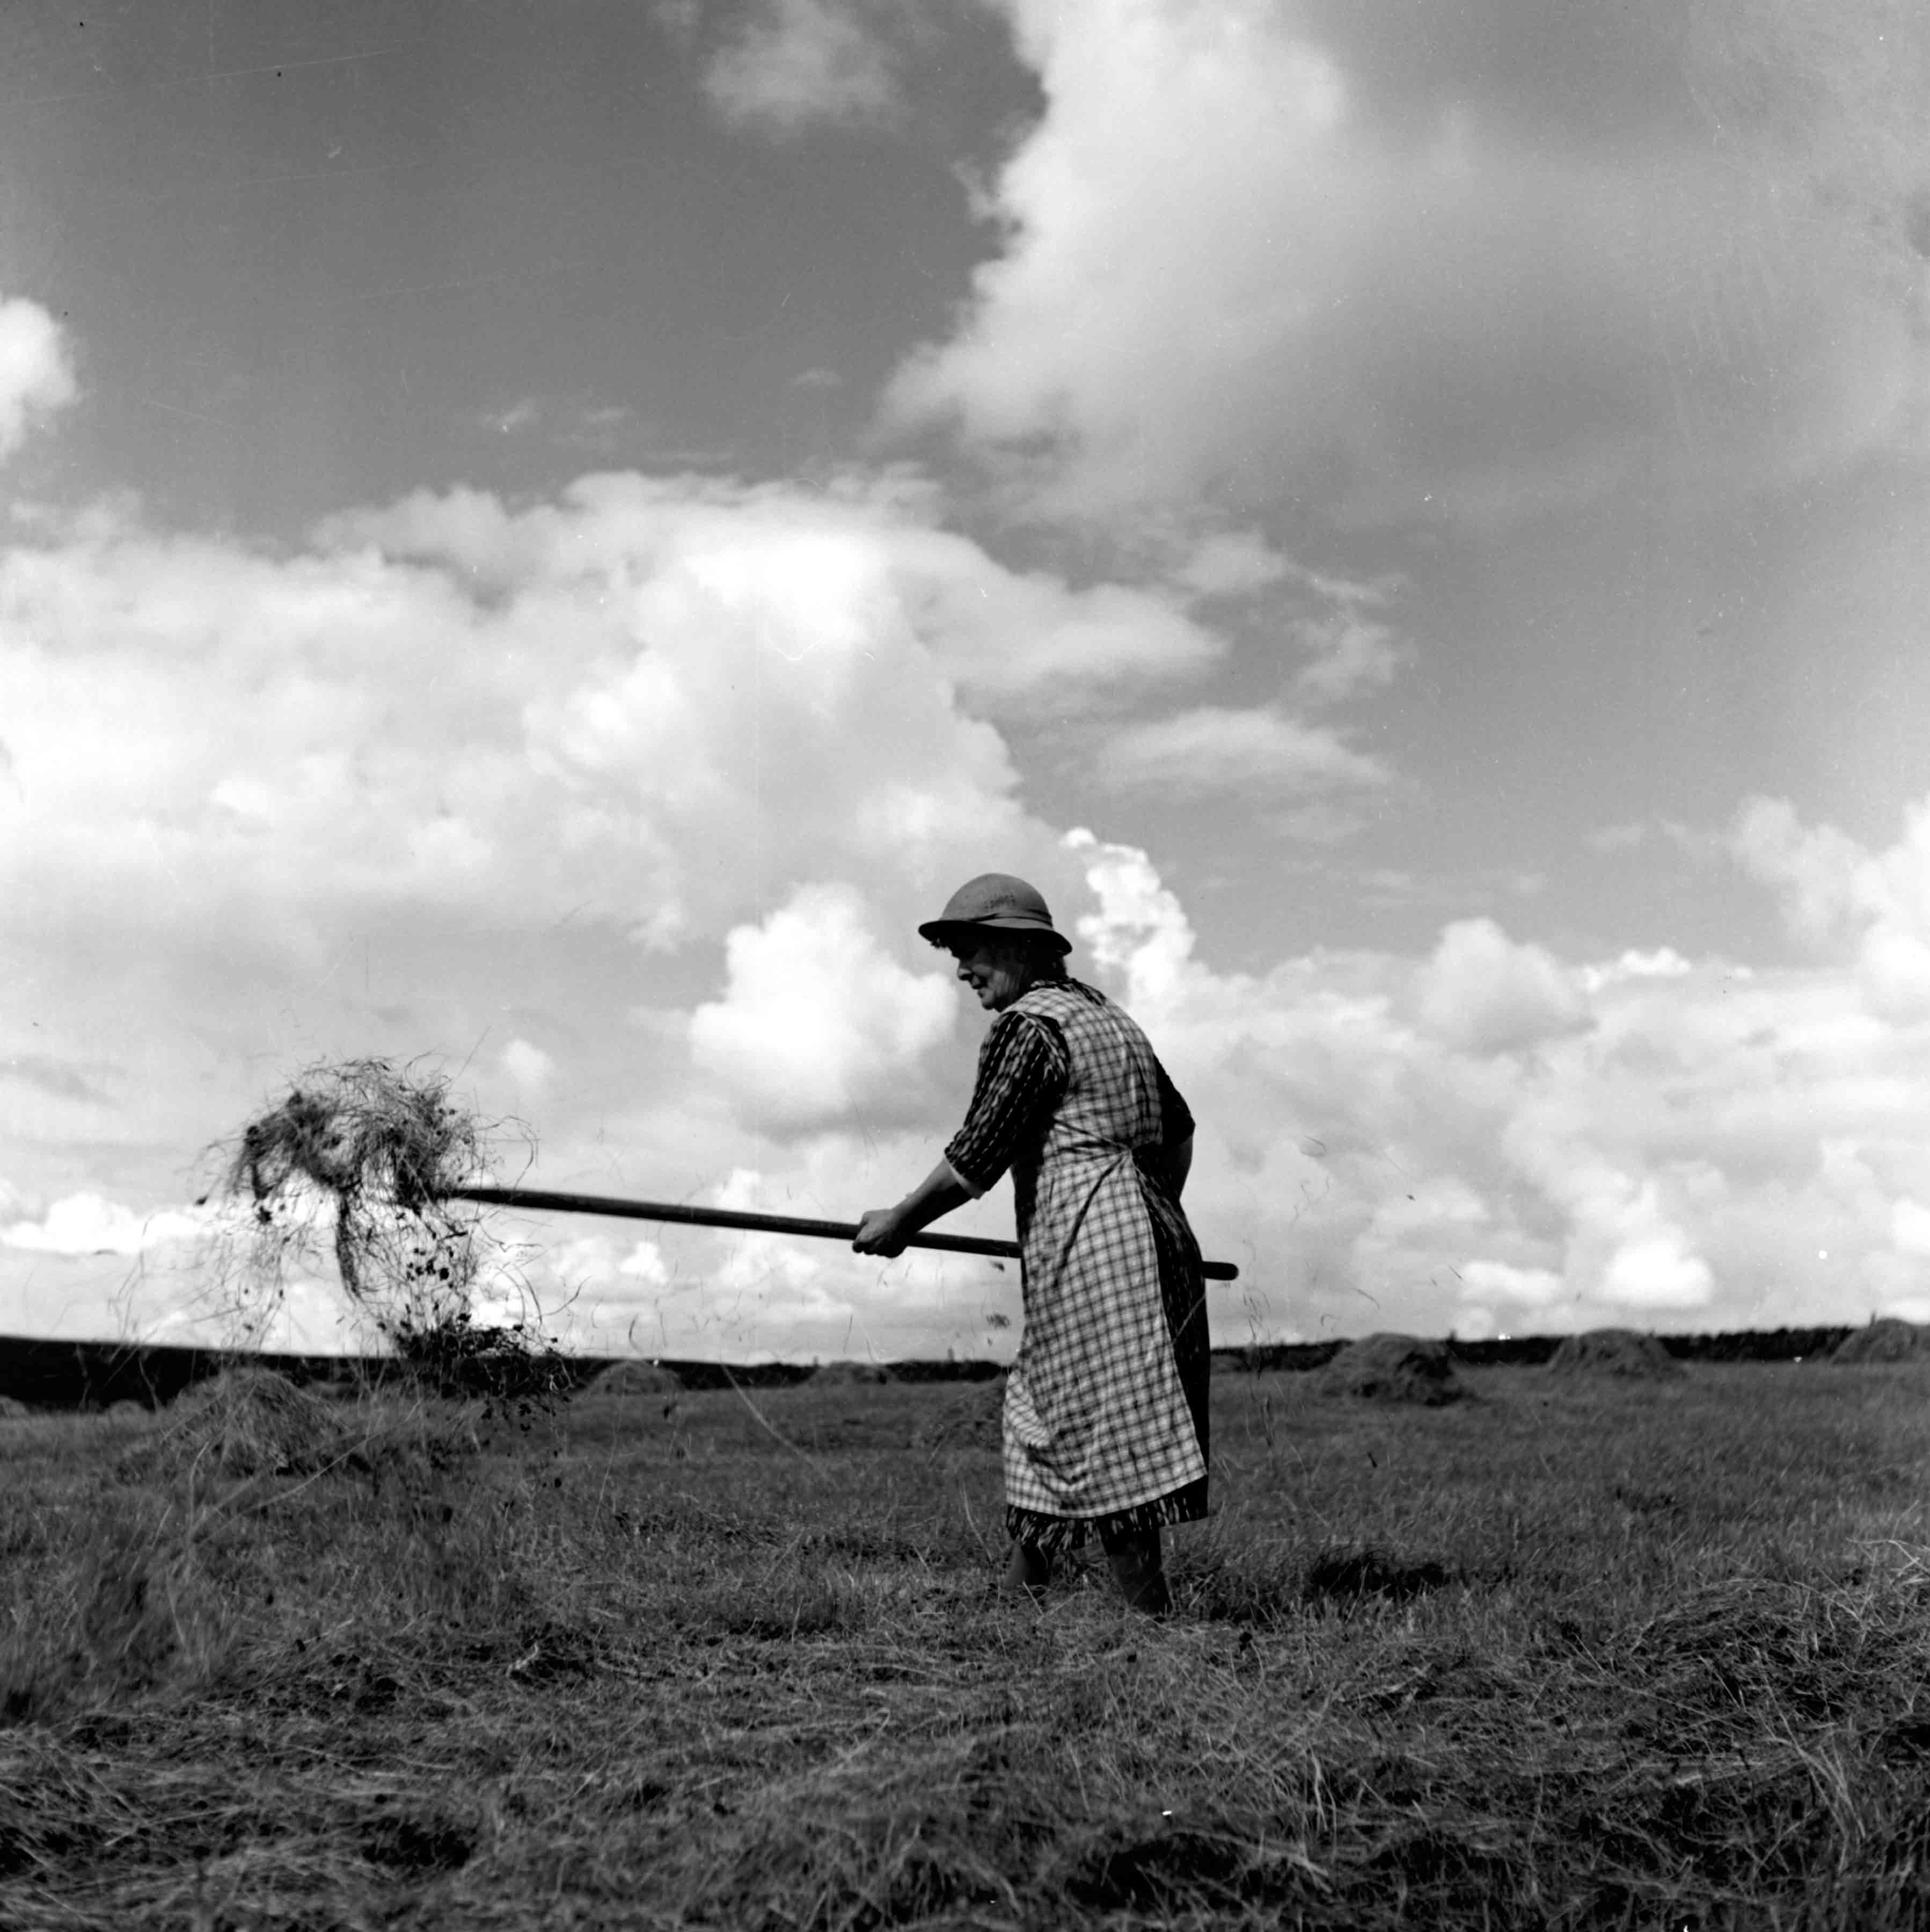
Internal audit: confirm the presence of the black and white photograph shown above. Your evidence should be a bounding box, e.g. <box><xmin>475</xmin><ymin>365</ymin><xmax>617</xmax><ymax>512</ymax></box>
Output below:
<box><xmin>3</xmin><ymin>1</ymin><xmax>1929</xmax><ymax>1922</ymax></box>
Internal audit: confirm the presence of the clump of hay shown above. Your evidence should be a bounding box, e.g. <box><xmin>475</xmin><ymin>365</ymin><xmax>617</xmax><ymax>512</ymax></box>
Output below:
<box><xmin>210</xmin><ymin>1058</ymin><xmax>486</xmax><ymax>1329</ymax></box>
<box><xmin>204</xmin><ymin>1059</ymin><xmax>564</xmax><ymax>1404</ymax></box>
<box><xmin>1316</xmin><ymin>1333</ymin><xmax>1464</xmax><ymax>1406</ymax></box>
<box><xmin>162</xmin><ymin>1368</ymin><xmax>347</xmax><ymax>1477</ymax></box>
<box><xmin>811</xmin><ymin>1361</ymin><xmax>894</xmax><ymax>1386</ymax></box>
<box><xmin>589</xmin><ymin>1360</ymin><xmax>684</xmax><ymax>1397</ymax></box>
<box><xmin>1832</xmin><ymin>1319</ymin><xmax>1929</xmax><ymax>1365</ymax></box>
<box><xmin>1548</xmin><ymin>1328</ymin><xmax>1684</xmax><ymax>1381</ymax></box>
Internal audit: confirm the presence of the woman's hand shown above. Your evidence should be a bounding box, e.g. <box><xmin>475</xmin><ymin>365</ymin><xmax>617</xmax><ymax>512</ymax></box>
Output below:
<box><xmin>853</xmin><ymin>1160</ymin><xmax>974</xmax><ymax>1259</ymax></box>
<box><xmin>852</xmin><ymin>1208</ymin><xmax>910</xmax><ymax>1258</ymax></box>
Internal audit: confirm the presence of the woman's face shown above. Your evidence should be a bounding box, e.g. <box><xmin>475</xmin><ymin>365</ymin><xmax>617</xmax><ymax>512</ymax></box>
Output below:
<box><xmin>948</xmin><ymin>935</ymin><xmax>1039</xmax><ymax>1013</ymax></box>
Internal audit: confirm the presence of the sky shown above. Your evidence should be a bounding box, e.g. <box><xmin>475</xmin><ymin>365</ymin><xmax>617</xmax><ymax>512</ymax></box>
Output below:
<box><xmin>3</xmin><ymin>0</ymin><xmax>1929</xmax><ymax>1361</ymax></box>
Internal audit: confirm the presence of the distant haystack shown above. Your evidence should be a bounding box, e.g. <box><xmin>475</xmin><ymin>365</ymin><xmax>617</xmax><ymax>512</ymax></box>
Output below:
<box><xmin>911</xmin><ymin>1379</ymin><xmax>1004</xmax><ymax>1450</ymax></box>
<box><xmin>1832</xmin><ymin>1319</ymin><xmax>1929</xmax><ymax>1365</ymax></box>
<box><xmin>588</xmin><ymin>1359</ymin><xmax>683</xmax><ymax>1397</ymax></box>
<box><xmin>0</xmin><ymin>1394</ymin><xmax>28</xmax><ymax>1420</ymax></box>
<box><xmin>165</xmin><ymin>1367</ymin><xmax>346</xmax><ymax>1476</ymax></box>
<box><xmin>811</xmin><ymin>1362</ymin><xmax>894</xmax><ymax>1387</ymax></box>
<box><xmin>1317</xmin><ymin>1334</ymin><xmax>1464</xmax><ymax>1406</ymax></box>
<box><xmin>1548</xmin><ymin>1329</ymin><xmax>1683</xmax><ymax>1381</ymax></box>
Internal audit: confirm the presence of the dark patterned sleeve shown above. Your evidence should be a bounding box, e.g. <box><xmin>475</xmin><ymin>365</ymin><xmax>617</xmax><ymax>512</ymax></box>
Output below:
<box><xmin>943</xmin><ymin>1012</ymin><xmax>1070</xmax><ymax>1195</ymax></box>
<box><xmin>1154</xmin><ymin>1058</ymin><xmax>1195</xmax><ymax>1146</ymax></box>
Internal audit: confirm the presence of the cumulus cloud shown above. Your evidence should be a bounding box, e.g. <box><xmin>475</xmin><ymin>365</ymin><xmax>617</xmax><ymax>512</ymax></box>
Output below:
<box><xmin>0</xmin><ymin>469</ymin><xmax>1112</xmax><ymax>1349</ymax></box>
<box><xmin>1045</xmin><ymin>808</ymin><xmax>1930</xmax><ymax>1341</ymax></box>
<box><xmin>12</xmin><ymin>450</ymin><xmax>1930</xmax><ymax>1355</ymax></box>
<box><xmin>1416</xmin><ymin>919</ymin><xmax>1587</xmax><ymax>1057</ymax></box>
<box><xmin>1734</xmin><ymin>794</ymin><xmax>1930</xmax><ymax>1020</ymax></box>
<box><xmin>0</xmin><ymin>295</ymin><xmax>76</xmax><ymax>460</ymax></box>
<box><xmin>689</xmin><ymin>883</ymin><xmax>956</xmax><ymax>1132</ymax></box>
<box><xmin>700</xmin><ymin>0</ymin><xmax>905</xmax><ymax>134</ymax></box>
<box><xmin>883</xmin><ymin>0</ymin><xmax>1930</xmax><ymax>521</ymax></box>
<box><xmin>5</xmin><ymin>474</ymin><xmax>1239</xmax><ymax>982</ymax></box>
<box><xmin>3</xmin><ymin>1193</ymin><xmax>206</xmax><ymax>1256</ymax></box>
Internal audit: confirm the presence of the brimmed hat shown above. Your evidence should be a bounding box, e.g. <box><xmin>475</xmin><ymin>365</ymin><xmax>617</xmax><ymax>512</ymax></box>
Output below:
<box><xmin>918</xmin><ymin>873</ymin><xmax>1072</xmax><ymax>955</ymax></box>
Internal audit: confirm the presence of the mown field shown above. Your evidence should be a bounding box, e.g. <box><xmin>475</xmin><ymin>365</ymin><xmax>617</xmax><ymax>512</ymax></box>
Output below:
<box><xmin>5</xmin><ymin>1357</ymin><xmax>1930</xmax><ymax>1929</ymax></box>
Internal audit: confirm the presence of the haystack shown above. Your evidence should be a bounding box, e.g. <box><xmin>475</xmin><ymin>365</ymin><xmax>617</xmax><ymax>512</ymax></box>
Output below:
<box><xmin>1548</xmin><ymin>1328</ymin><xmax>1683</xmax><ymax>1381</ymax></box>
<box><xmin>1832</xmin><ymin>1319</ymin><xmax>1929</xmax><ymax>1365</ymax></box>
<box><xmin>588</xmin><ymin>1359</ymin><xmax>684</xmax><ymax>1397</ymax></box>
<box><xmin>911</xmin><ymin>1379</ymin><xmax>1005</xmax><ymax>1450</ymax></box>
<box><xmin>811</xmin><ymin>1361</ymin><xmax>894</xmax><ymax>1386</ymax></box>
<box><xmin>164</xmin><ymin>1367</ymin><xmax>347</xmax><ymax>1476</ymax></box>
<box><xmin>1316</xmin><ymin>1333</ymin><xmax>1464</xmax><ymax>1406</ymax></box>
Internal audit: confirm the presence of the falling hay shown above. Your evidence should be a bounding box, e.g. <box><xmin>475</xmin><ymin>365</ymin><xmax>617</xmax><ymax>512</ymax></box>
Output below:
<box><xmin>1548</xmin><ymin>1329</ymin><xmax>1684</xmax><ymax>1381</ymax></box>
<box><xmin>219</xmin><ymin>1057</ymin><xmax>484</xmax><ymax>1311</ymax></box>
<box><xmin>204</xmin><ymin>1059</ymin><xmax>563</xmax><ymax>1401</ymax></box>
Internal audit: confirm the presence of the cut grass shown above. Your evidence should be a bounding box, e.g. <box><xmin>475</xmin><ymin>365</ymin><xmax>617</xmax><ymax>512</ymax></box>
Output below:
<box><xmin>4</xmin><ymin>1362</ymin><xmax>1930</xmax><ymax>1927</ymax></box>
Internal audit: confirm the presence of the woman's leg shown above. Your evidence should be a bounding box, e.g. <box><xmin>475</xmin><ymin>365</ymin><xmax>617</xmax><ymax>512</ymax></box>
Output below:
<box><xmin>1105</xmin><ymin>1528</ymin><xmax>1171</xmax><ymax>1615</ymax></box>
<box><xmin>1002</xmin><ymin>1538</ymin><xmax>1052</xmax><ymax>1599</ymax></box>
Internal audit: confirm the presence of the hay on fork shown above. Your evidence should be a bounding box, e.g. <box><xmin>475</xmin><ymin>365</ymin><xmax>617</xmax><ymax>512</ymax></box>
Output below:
<box><xmin>207</xmin><ymin>1058</ymin><xmax>564</xmax><ymax>1402</ymax></box>
<box><xmin>218</xmin><ymin>1057</ymin><xmax>484</xmax><ymax>1316</ymax></box>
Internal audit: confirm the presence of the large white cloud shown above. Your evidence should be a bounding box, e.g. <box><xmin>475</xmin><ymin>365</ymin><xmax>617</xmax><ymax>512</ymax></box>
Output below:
<box><xmin>884</xmin><ymin>0</ymin><xmax>1930</xmax><ymax>521</ymax></box>
<box><xmin>0</xmin><ymin>295</ymin><xmax>76</xmax><ymax>460</ymax></box>
<box><xmin>10</xmin><ymin>455</ymin><xmax>1930</xmax><ymax>1357</ymax></box>
<box><xmin>0</xmin><ymin>469</ymin><xmax>1194</xmax><ymax>1349</ymax></box>
<box><xmin>1063</xmin><ymin>810</ymin><xmax>1930</xmax><ymax>1344</ymax></box>
<box><xmin>4</xmin><ymin>474</ymin><xmax>1241</xmax><ymax>972</ymax></box>
<box><xmin>1735</xmin><ymin>795</ymin><xmax>1930</xmax><ymax>1021</ymax></box>
<box><xmin>690</xmin><ymin>883</ymin><xmax>956</xmax><ymax>1133</ymax></box>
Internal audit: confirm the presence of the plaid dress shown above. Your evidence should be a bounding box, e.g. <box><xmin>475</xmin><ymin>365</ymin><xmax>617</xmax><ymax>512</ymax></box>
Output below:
<box><xmin>945</xmin><ymin>977</ymin><xmax>1210</xmax><ymax>1554</ymax></box>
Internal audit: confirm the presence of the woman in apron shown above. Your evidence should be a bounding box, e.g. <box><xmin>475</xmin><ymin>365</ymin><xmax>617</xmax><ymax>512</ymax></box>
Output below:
<box><xmin>855</xmin><ymin>874</ymin><xmax>1209</xmax><ymax>1615</ymax></box>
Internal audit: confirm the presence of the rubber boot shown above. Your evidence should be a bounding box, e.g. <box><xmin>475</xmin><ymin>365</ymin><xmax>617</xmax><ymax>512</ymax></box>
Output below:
<box><xmin>1001</xmin><ymin>1538</ymin><xmax>1052</xmax><ymax>1602</ymax></box>
<box><xmin>1106</xmin><ymin>1529</ymin><xmax>1171</xmax><ymax>1616</ymax></box>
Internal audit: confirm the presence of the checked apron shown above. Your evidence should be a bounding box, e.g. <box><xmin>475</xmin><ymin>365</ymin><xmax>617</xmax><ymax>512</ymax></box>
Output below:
<box><xmin>996</xmin><ymin>981</ymin><xmax>1210</xmax><ymax>1550</ymax></box>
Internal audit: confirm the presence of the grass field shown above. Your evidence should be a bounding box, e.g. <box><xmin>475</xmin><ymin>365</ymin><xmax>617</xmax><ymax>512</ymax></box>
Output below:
<box><xmin>5</xmin><ymin>1358</ymin><xmax>1930</xmax><ymax>1929</ymax></box>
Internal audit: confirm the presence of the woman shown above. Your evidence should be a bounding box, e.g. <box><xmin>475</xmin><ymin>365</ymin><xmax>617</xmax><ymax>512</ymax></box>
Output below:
<box><xmin>854</xmin><ymin>873</ymin><xmax>1209</xmax><ymax>1615</ymax></box>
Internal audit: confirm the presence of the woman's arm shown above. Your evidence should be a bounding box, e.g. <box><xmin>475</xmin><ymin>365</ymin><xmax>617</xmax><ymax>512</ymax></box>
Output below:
<box><xmin>853</xmin><ymin>1158</ymin><xmax>976</xmax><ymax>1258</ymax></box>
<box><xmin>855</xmin><ymin>1011</ymin><xmax>1068</xmax><ymax>1260</ymax></box>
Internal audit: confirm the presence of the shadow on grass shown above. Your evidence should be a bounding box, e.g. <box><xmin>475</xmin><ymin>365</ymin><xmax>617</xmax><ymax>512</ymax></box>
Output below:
<box><xmin>1181</xmin><ymin>1539</ymin><xmax>1459</xmax><ymax>1624</ymax></box>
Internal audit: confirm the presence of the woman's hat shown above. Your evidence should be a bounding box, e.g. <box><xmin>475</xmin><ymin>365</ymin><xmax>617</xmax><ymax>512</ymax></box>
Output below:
<box><xmin>918</xmin><ymin>873</ymin><xmax>1072</xmax><ymax>954</ymax></box>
